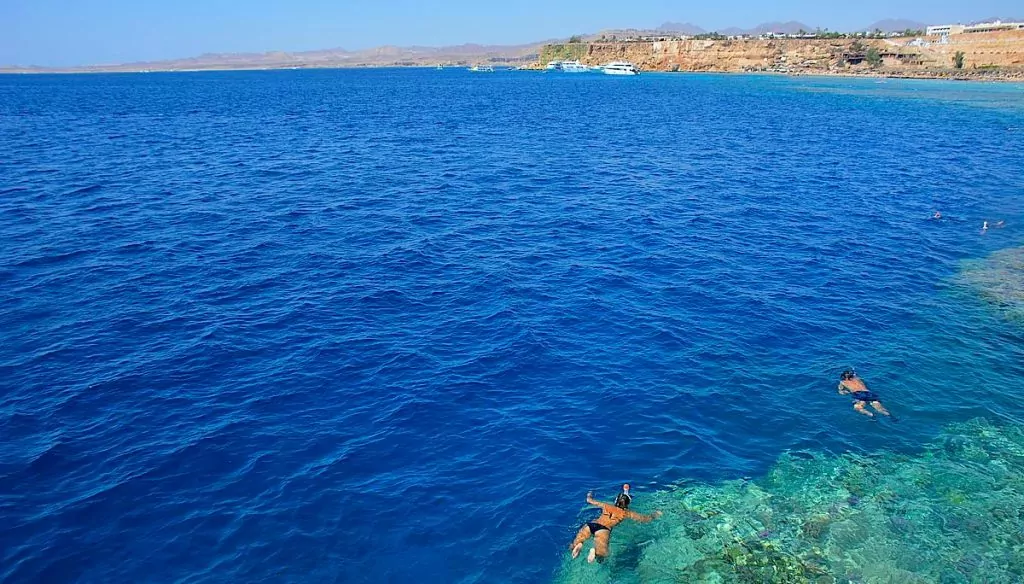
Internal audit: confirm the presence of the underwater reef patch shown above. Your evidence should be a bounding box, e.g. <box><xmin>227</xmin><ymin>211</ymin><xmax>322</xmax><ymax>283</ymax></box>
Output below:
<box><xmin>556</xmin><ymin>418</ymin><xmax>1024</xmax><ymax>583</ymax></box>
<box><xmin>958</xmin><ymin>246</ymin><xmax>1024</xmax><ymax>322</ymax></box>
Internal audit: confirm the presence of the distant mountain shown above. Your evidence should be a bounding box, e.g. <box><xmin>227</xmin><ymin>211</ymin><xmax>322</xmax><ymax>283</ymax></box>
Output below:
<box><xmin>717</xmin><ymin>21</ymin><xmax>815</xmax><ymax>36</ymax></box>
<box><xmin>658</xmin><ymin>22</ymin><xmax>706</xmax><ymax>35</ymax></box>
<box><xmin>16</xmin><ymin>14</ymin><xmax>1024</xmax><ymax>73</ymax></box>
<box><xmin>864</xmin><ymin>19</ymin><xmax>927</xmax><ymax>32</ymax></box>
<box><xmin>3</xmin><ymin>41</ymin><xmax>546</xmax><ymax>72</ymax></box>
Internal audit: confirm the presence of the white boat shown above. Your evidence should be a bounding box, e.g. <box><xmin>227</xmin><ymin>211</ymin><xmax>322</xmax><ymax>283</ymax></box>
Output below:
<box><xmin>560</xmin><ymin>60</ymin><xmax>589</xmax><ymax>73</ymax></box>
<box><xmin>546</xmin><ymin>60</ymin><xmax>590</xmax><ymax>73</ymax></box>
<box><xmin>469</xmin><ymin>65</ymin><xmax>495</xmax><ymax>72</ymax></box>
<box><xmin>603</xmin><ymin>61</ymin><xmax>640</xmax><ymax>75</ymax></box>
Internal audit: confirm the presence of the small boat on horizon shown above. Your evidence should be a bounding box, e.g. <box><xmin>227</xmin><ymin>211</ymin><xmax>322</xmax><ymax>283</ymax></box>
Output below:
<box><xmin>469</xmin><ymin>64</ymin><xmax>495</xmax><ymax>72</ymax></box>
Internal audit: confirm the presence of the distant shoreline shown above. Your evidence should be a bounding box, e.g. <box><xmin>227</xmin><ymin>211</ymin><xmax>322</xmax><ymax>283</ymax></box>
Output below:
<box><xmin>3</xmin><ymin>65</ymin><xmax>1023</xmax><ymax>84</ymax></box>
<box><xmin>7</xmin><ymin>27</ymin><xmax>1024</xmax><ymax>82</ymax></box>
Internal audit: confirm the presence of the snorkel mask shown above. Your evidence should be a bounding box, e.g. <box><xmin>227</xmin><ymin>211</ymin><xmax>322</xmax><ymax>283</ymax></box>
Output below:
<box><xmin>614</xmin><ymin>484</ymin><xmax>632</xmax><ymax>509</ymax></box>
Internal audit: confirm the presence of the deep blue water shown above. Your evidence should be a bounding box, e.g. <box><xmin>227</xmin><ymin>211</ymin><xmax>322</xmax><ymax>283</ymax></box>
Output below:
<box><xmin>2</xmin><ymin>69</ymin><xmax>1024</xmax><ymax>583</ymax></box>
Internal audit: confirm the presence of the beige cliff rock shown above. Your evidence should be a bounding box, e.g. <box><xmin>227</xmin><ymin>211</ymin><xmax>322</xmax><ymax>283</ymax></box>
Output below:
<box><xmin>539</xmin><ymin>31</ymin><xmax>1024</xmax><ymax>78</ymax></box>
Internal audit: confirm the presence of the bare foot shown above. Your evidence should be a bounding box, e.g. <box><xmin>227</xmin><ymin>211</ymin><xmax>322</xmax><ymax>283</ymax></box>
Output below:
<box><xmin>571</xmin><ymin>542</ymin><xmax>582</xmax><ymax>559</ymax></box>
<box><xmin>587</xmin><ymin>548</ymin><xmax>596</xmax><ymax>564</ymax></box>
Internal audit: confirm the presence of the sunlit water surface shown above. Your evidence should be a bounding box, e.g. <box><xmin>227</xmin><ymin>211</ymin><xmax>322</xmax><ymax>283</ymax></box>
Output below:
<box><xmin>1</xmin><ymin>70</ymin><xmax>1023</xmax><ymax>583</ymax></box>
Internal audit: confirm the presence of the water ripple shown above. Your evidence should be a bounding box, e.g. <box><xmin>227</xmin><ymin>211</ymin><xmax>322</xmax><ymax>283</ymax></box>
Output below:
<box><xmin>1</xmin><ymin>70</ymin><xmax>1024</xmax><ymax>584</ymax></box>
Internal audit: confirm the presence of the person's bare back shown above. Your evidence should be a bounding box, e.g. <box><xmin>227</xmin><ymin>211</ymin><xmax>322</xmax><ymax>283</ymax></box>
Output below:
<box><xmin>839</xmin><ymin>376</ymin><xmax>868</xmax><ymax>393</ymax></box>
<box><xmin>838</xmin><ymin>370</ymin><xmax>893</xmax><ymax>419</ymax></box>
<box><xmin>587</xmin><ymin>497</ymin><xmax>639</xmax><ymax>530</ymax></box>
<box><xmin>569</xmin><ymin>484</ymin><xmax>660</xmax><ymax>563</ymax></box>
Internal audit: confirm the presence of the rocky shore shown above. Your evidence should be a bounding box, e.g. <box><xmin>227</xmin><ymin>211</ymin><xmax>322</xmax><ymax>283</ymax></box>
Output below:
<box><xmin>779</xmin><ymin>67</ymin><xmax>1024</xmax><ymax>82</ymax></box>
<box><xmin>537</xmin><ymin>30</ymin><xmax>1024</xmax><ymax>82</ymax></box>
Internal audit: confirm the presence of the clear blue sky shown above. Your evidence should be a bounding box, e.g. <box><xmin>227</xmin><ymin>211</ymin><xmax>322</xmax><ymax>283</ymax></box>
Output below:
<box><xmin>2</xmin><ymin>0</ymin><xmax>1020</xmax><ymax>66</ymax></box>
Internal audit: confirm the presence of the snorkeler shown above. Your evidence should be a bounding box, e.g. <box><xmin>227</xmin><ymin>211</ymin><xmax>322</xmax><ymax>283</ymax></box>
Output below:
<box><xmin>838</xmin><ymin>369</ymin><xmax>894</xmax><ymax>419</ymax></box>
<box><xmin>569</xmin><ymin>484</ymin><xmax>661</xmax><ymax>564</ymax></box>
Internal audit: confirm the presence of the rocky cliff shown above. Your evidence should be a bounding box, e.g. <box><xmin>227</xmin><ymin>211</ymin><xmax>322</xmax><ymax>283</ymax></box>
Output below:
<box><xmin>539</xmin><ymin>30</ymin><xmax>1024</xmax><ymax>75</ymax></box>
<box><xmin>928</xmin><ymin>30</ymin><xmax>1024</xmax><ymax>69</ymax></box>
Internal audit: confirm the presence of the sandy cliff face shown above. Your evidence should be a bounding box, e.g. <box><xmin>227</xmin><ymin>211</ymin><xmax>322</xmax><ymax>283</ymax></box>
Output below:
<box><xmin>928</xmin><ymin>30</ymin><xmax>1024</xmax><ymax>68</ymax></box>
<box><xmin>580</xmin><ymin>38</ymin><xmax>837</xmax><ymax>71</ymax></box>
<box><xmin>545</xmin><ymin>31</ymin><xmax>1024</xmax><ymax>73</ymax></box>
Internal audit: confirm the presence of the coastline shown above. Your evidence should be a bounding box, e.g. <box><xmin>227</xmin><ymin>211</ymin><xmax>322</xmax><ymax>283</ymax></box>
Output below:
<box><xmin>0</xmin><ymin>64</ymin><xmax>446</xmax><ymax>75</ymax></box>
<box><xmin>5</xmin><ymin>30</ymin><xmax>1023</xmax><ymax>83</ymax></box>
<box><xmin>736</xmin><ymin>68</ymin><xmax>1024</xmax><ymax>83</ymax></box>
<box><xmin>4</xmin><ymin>64</ymin><xmax>1022</xmax><ymax>84</ymax></box>
<box><xmin>539</xmin><ymin>30</ymin><xmax>1024</xmax><ymax>83</ymax></box>
<box><xmin>772</xmin><ymin>67</ymin><xmax>1024</xmax><ymax>82</ymax></box>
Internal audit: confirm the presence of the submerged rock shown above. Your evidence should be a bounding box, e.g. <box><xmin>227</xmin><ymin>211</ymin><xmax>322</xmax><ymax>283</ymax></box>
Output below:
<box><xmin>958</xmin><ymin>246</ymin><xmax>1024</xmax><ymax>321</ymax></box>
<box><xmin>800</xmin><ymin>515</ymin><xmax>832</xmax><ymax>541</ymax></box>
<box><xmin>888</xmin><ymin>515</ymin><xmax>912</xmax><ymax>534</ymax></box>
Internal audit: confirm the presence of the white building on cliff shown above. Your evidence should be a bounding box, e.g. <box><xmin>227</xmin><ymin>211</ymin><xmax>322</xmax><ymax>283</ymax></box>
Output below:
<box><xmin>927</xmin><ymin>20</ymin><xmax>1024</xmax><ymax>36</ymax></box>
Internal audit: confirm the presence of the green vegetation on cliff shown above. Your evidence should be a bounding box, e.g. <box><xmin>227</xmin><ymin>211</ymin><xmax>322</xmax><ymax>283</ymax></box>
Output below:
<box><xmin>539</xmin><ymin>42</ymin><xmax>588</xmax><ymax>64</ymax></box>
<box><xmin>865</xmin><ymin>47</ymin><xmax>882</xmax><ymax>67</ymax></box>
<box><xmin>694</xmin><ymin>32</ymin><xmax>728</xmax><ymax>40</ymax></box>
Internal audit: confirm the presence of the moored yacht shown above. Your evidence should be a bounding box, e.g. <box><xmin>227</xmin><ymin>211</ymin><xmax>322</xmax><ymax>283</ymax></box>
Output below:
<box><xmin>560</xmin><ymin>60</ymin><xmax>589</xmax><ymax>73</ymax></box>
<box><xmin>602</xmin><ymin>61</ymin><xmax>640</xmax><ymax>75</ymax></box>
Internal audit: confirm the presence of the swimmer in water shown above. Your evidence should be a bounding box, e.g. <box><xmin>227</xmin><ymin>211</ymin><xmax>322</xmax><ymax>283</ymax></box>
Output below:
<box><xmin>569</xmin><ymin>484</ymin><xmax>661</xmax><ymax>564</ymax></box>
<box><xmin>983</xmin><ymin>221</ymin><xmax>989</xmax><ymax>231</ymax></box>
<box><xmin>838</xmin><ymin>369</ymin><xmax>893</xmax><ymax>419</ymax></box>
<box><xmin>933</xmin><ymin>211</ymin><xmax>942</xmax><ymax>220</ymax></box>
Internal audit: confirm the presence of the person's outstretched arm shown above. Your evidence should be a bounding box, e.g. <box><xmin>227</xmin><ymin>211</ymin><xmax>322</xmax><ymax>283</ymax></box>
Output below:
<box><xmin>586</xmin><ymin>491</ymin><xmax>611</xmax><ymax>510</ymax></box>
<box><xmin>837</xmin><ymin>381</ymin><xmax>850</xmax><ymax>394</ymax></box>
<box><xmin>627</xmin><ymin>510</ymin><xmax>662</xmax><ymax>523</ymax></box>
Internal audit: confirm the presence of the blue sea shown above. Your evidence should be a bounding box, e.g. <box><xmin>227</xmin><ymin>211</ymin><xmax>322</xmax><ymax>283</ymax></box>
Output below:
<box><xmin>2</xmin><ymin>69</ymin><xmax>1024</xmax><ymax>583</ymax></box>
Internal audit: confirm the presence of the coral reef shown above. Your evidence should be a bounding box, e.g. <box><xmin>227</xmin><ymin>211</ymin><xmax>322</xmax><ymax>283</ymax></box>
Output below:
<box><xmin>959</xmin><ymin>246</ymin><xmax>1024</xmax><ymax>322</ymax></box>
<box><xmin>555</xmin><ymin>418</ymin><xmax>1024</xmax><ymax>583</ymax></box>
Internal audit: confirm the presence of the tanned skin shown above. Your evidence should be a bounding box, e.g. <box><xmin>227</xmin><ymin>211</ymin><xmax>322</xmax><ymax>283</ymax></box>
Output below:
<box><xmin>838</xmin><ymin>375</ymin><xmax>892</xmax><ymax>418</ymax></box>
<box><xmin>569</xmin><ymin>489</ymin><xmax>661</xmax><ymax>563</ymax></box>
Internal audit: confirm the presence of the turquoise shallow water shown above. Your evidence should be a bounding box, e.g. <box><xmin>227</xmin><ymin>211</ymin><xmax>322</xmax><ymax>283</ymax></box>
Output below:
<box><xmin>556</xmin><ymin>418</ymin><xmax>1024</xmax><ymax>583</ymax></box>
<box><xmin>1</xmin><ymin>70</ymin><xmax>1024</xmax><ymax>583</ymax></box>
